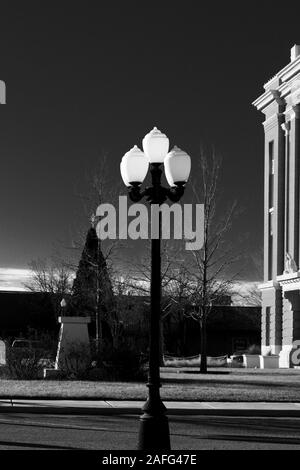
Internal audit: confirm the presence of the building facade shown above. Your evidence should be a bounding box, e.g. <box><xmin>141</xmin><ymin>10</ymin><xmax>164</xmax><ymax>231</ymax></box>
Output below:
<box><xmin>253</xmin><ymin>45</ymin><xmax>300</xmax><ymax>367</ymax></box>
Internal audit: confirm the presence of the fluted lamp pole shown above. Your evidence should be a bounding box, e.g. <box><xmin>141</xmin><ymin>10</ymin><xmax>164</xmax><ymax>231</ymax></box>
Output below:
<box><xmin>120</xmin><ymin>128</ymin><xmax>191</xmax><ymax>450</ymax></box>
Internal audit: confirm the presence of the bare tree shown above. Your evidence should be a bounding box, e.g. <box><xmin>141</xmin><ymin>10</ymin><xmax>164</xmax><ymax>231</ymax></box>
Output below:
<box><xmin>24</xmin><ymin>257</ymin><xmax>73</xmax><ymax>319</ymax></box>
<box><xmin>117</xmin><ymin>241</ymin><xmax>189</xmax><ymax>364</ymax></box>
<box><xmin>244</xmin><ymin>249</ymin><xmax>263</xmax><ymax>306</ymax></box>
<box><xmin>63</xmin><ymin>153</ymin><xmax>122</xmax><ymax>270</ymax></box>
<box><xmin>181</xmin><ymin>151</ymin><xmax>239</xmax><ymax>373</ymax></box>
<box><xmin>232</xmin><ymin>247</ymin><xmax>263</xmax><ymax>307</ymax></box>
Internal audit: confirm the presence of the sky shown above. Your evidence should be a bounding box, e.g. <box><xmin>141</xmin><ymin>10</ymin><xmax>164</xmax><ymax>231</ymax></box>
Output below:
<box><xmin>1</xmin><ymin>1</ymin><xmax>300</xmax><ymax>290</ymax></box>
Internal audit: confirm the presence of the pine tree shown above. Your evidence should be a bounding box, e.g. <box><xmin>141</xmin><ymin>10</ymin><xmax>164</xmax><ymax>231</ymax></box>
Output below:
<box><xmin>68</xmin><ymin>226</ymin><xmax>116</xmax><ymax>351</ymax></box>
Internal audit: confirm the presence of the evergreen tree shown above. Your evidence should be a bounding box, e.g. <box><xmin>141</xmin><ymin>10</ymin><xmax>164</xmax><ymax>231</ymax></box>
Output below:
<box><xmin>68</xmin><ymin>226</ymin><xmax>116</xmax><ymax>351</ymax></box>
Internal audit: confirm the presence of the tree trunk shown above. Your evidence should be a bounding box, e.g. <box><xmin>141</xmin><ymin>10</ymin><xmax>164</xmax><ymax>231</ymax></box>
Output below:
<box><xmin>182</xmin><ymin>317</ymin><xmax>186</xmax><ymax>356</ymax></box>
<box><xmin>95</xmin><ymin>293</ymin><xmax>103</xmax><ymax>356</ymax></box>
<box><xmin>200</xmin><ymin>319</ymin><xmax>207</xmax><ymax>374</ymax></box>
<box><xmin>95</xmin><ymin>239</ymin><xmax>103</xmax><ymax>356</ymax></box>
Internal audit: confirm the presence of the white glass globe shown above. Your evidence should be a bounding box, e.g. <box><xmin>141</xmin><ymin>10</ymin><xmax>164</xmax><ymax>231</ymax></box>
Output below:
<box><xmin>120</xmin><ymin>145</ymin><xmax>149</xmax><ymax>187</ymax></box>
<box><xmin>142</xmin><ymin>127</ymin><xmax>170</xmax><ymax>163</ymax></box>
<box><xmin>164</xmin><ymin>146</ymin><xmax>191</xmax><ymax>187</ymax></box>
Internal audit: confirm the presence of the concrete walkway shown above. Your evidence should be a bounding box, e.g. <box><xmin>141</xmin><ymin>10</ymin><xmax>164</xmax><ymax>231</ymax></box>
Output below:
<box><xmin>1</xmin><ymin>399</ymin><xmax>300</xmax><ymax>416</ymax></box>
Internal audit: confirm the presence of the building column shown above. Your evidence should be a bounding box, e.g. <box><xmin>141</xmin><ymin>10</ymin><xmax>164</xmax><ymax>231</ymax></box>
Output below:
<box><xmin>281</xmin><ymin>122</ymin><xmax>290</xmax><ymax>257</ymax></box>
<box><xmin>287</xmin><ymin>105</ymin><xmax>300</xmax><ymax>268</ymax></box>
<box><xmin>262</xmin><ymin>105</ymin><xmax>285</xmax><ymax>281</ymax></box>
<box><xmin>295</xmin><ymin>106</ymin><xmax>300</xmax><ymax>270</ymax></box>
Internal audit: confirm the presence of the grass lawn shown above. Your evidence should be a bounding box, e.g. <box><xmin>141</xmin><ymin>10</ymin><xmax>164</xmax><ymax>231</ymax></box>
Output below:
<box><xmin>1</xmin><ymin>367</ymin><xmax>300</xmax><ymax>401</ymax></box>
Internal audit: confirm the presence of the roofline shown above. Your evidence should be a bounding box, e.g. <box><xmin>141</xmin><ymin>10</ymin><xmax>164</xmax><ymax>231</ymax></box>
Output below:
<box><xmin>253</xmin><ymin>53</ymin><xmax>300</xmax><ymax>111</ymax></box>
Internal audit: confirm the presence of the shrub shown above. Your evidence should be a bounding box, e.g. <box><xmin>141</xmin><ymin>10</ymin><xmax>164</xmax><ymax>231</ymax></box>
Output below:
<box><xmin>90</xmin><ymin>341</ymin><xmax>148</xmax><ymax>381</ymax></box>
<box><xmin>0</xmin><ymin>365</ymin><xmax>10</xmax><ymax>379</ymax></box>
<box><xmin>5</xmin><ymin>344</ymin><xmax>54</xmax><ymax>380</ymax></box>
<box><xmin>86</xmin><ymin>367</ymin><xmax>108</xmax><ymax>381</ymax></box>
<box><xmin>164</xmin><ymin>354</ymin><xmax>228</xmax><ymax>368</ymax></box>
<box><xmin>245</xmin><ymin>344</ymin><xmax>261</xmax><ymax>355</ymax></box>
<box><xmin>228</xmin><ymin>359</ymin><xmax>245</xmax><ymax>368</ymax></box>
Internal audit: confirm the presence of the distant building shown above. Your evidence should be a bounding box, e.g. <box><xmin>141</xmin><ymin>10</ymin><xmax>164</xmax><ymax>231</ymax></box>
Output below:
<box><xmin>0</xmin><ymin>291</ymin><xmax>57</xmax><ymax>338</ymax></box>
<box><xmin>253</xmin><ymin>45</ymin><xmax>300</xmax><ymax>367</ymax></box>
<box><xmin>117</xmin><ymin>295</ymin><xmax>260</xmax><ymax>357</ymax></box>
<box><xmin>0</xmin><ymin>291</ymin><xmax>260</xmax><ymax>356</ymax></box>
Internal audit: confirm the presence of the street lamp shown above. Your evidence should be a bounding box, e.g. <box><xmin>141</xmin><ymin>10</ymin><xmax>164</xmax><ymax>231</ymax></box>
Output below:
<box><xmin>60</xmin><ymin>298</ymin><xmax>67</xmax><ymax>313</ymax></box>
<box><xmin>120</xmin><ymin>127</ymin><xmax>191</xmax><ymax>450</ymax></box>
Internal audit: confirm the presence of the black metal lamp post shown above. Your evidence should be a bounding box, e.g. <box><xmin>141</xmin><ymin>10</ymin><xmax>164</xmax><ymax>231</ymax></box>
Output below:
<box><xmin>120</xmin><ymin>128</ymin><xmax>191</xmax><ymax>450</ymax></box>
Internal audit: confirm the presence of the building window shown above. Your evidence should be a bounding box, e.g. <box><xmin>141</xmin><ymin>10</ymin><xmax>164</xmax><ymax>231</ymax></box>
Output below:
<box><xmin>268</xmin><ymin>141</ymin><xmax>274</xmax><ymax>279</ymax></box>
<box><xmin>269</xmin><ymin>141</ymin><xmax>274</xmax><ymax>209</ymax></box>
<box><xmin>265</xmin><ymin>307</ymin><xmax>271</xmax><ymax>346</ymax></box>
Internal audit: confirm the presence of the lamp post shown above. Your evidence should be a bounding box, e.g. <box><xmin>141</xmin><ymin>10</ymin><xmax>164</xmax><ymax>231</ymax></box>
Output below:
<box><xmin>120</xmin><ymin>127</ymin><xmax>191</xmax><ymax>450</ymax></box>
<box><xmin>60</xmin><ymin>298</ymin><xmax>67</xmax><ymax>315</ymax></box>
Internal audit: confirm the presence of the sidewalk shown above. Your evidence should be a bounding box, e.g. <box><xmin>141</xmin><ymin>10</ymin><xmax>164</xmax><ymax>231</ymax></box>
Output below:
<box><xmin>1</xmin><ymin>399</ymin><xmax>300</xmax><ymax>416</ymax></box>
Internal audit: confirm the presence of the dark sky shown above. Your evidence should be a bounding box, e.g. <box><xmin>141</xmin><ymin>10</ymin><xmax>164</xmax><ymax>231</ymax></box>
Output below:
<box><xmin>0</xmin><ymin>2</ymin><xmax>299</xmax><ymax>278</ymax></box>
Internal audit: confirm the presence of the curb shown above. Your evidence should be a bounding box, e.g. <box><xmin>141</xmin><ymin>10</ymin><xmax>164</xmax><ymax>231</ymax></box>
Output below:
<box><xmin>1</xmin><ymin>405</ymin><xmax>300</xmax><ymax>417</ymax></box>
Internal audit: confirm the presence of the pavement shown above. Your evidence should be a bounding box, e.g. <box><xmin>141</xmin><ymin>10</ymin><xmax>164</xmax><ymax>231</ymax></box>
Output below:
<box><xmin>1</xmin><ymin>399</ymin><xmax>300</xmax><ymax>416</ymax></box>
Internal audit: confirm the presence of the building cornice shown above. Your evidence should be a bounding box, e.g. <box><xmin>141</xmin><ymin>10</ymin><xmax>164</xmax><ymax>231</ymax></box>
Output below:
<box><xmin>264</xmin><ymin>55</ymin><xmax>300</xmax><ymax>89</ymax></box>
<box><xmin>253</xmin><ymin>90</ymin><xmax>283</xmax><ymax>112</ymax></box>
<box><xmin>277</xmin><ymin>272</ymin><xmax>300</xmax><ymax>291</ymax></box>
<box><xmin>280</xmin><ymin>57</ymin><xmax>300</xmax><ymax>83</ymax></box>
<box><xmin>258</xmin><ymin>280</ymin><xmax>280</xmax><ymax>291</ymax></box>
<box><xmin>278</xmin><ymin>72</ymin><xmax>300</xmax><ymax>99</ymax></box>
<box><xmin>253</xmin><ymin>55</ymin><xmax>300</xmax><ymax>112</ymax></box>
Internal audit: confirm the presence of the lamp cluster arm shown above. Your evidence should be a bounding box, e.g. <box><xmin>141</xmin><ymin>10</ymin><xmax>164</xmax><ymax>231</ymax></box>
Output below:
<box><xmin>128</xmin><ymin>163</ymin><xmax>186</xmax><ymax>205</ymax></box>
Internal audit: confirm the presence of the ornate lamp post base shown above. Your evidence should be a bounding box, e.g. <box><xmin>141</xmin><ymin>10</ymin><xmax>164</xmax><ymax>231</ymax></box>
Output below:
<box><xmin>138</xmin><ymin>413</ymin><xmax>170</xmax><ymax>450</ymax></box>
<box><xmin>138</xmin><ymin>385</ymin><xmax>170</xmax><ymax>449</ymax></box>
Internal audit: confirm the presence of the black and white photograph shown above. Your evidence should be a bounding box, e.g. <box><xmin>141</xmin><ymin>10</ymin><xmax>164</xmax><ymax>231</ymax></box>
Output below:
<box><xmin>1</xmin><ymin>1</ymin><xmax>300</xmax><ymax>461</ymax></box>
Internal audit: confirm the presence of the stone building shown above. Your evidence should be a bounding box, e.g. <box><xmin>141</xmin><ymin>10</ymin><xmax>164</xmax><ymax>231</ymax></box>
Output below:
<box><xmin>253</xmin><ymin>45</ymin><xmax>300</xmax><ymax>367</ymax></box>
